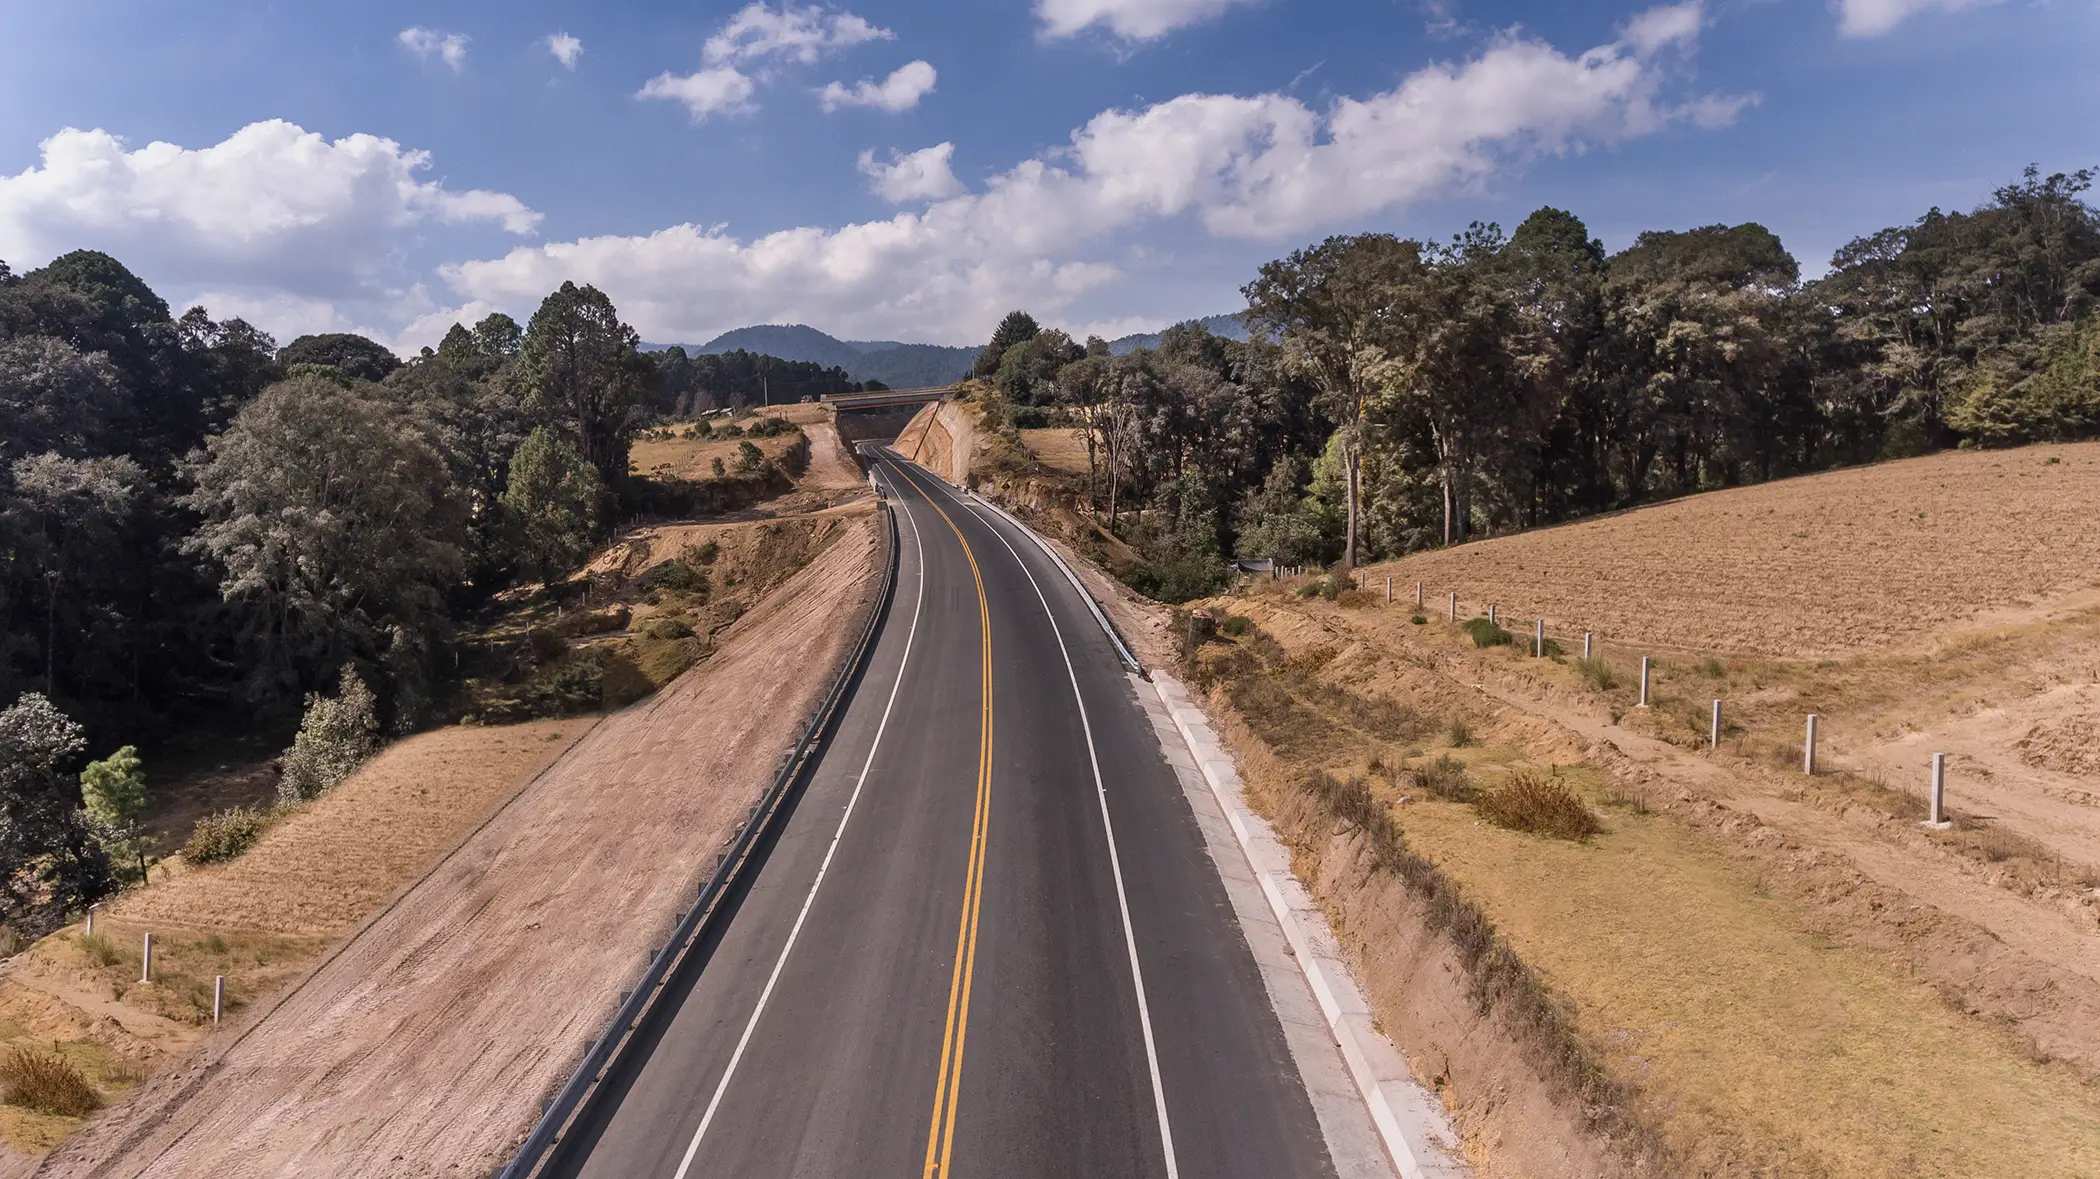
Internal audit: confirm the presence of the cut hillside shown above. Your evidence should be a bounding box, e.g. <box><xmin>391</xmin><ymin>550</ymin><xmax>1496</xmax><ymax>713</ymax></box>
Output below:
<box><xmin>36</xmin><ymin>508</ymin><xmax>887</xmax><ymax>1179</ymax></box>
<box><xmin>1156</xmin><ymin>442</ymin><xmax>2100</xmax><ymax>1177</ymax></box>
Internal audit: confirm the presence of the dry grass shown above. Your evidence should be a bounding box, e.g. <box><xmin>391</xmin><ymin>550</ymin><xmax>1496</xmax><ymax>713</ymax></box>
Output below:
<box><xmin>1018</xmin><ymin>427</ymin><xmax>1092</xmax><ymax>477</ymax></box>
<box><xmin>112</xmin><ymin>718</ymin><xmax>591</xmax><ymax>937</ymax></box>
<box><xmin>628</xmin><ymin>427</ymin><xmax>804</xmax><ymax>481</ymax></box>
<box><xmin>1474</xmin><ymin>771</ymin><xmax>1603</xmax><ymax>840</ymax></box>
<box><xmin>1358</xmin><ymin>443</ymin><xmax>2100</xmax><ymax>658</ymax></box>
<box><xmin>1398</xmin><ymin>772</ymin><xmax>2100</xmax><ymax>1177</ymax></box>
<box><xmin>0</xmin><ymin>1052</ymin><xmax>100</xmax><ymax>1118</ymax></box>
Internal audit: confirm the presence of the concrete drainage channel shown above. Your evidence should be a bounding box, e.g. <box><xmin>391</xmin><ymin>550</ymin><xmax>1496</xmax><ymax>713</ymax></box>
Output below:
<box><xmin>499</xmin><ymin>498</ymin><xmax>901</xmax><ymax>1179</ymax></box>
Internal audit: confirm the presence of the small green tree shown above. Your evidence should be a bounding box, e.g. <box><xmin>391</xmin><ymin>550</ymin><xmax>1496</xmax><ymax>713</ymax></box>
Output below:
<box><xmin>278</xmin><ymin>666</ymin><xmax>381</xmax><ymax>804</ymax></box>
<box><xmin>502</xmin><ymin>426</ymin><xmax>606</xmax><ymax>585</ymax></box>
<box><xmin>734</xmin><ymin>440</ymin><xmax>764</xmax><ymax>472</ymax></box>
<box><xmin>80</xmin><ymin>746</ymin><xmax>149</xmax><ymax>881</ymax></box>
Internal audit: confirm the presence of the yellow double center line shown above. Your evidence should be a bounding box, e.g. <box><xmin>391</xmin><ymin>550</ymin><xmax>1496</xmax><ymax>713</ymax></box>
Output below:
<box><xmin>891</xmin><ymin>461</ymin><xmax>994</xmax><ymax>1179</ymax></box>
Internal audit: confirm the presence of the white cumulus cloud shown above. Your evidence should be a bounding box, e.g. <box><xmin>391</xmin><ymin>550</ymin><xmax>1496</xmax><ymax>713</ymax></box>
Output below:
<box><xmin>1835</xmin><ymin>0</ymin><xmax>2001</xmax><ymax>36</ymax></box>
<box><xmin>859</xmin><ymin>143</ymin><xmax>964</xmax><ymax>202</ymax></box>
<box><xmin>399</xmin><ymin>27</ymin><xmax>470</xmax><ymax>70</ymax></box>
<box><xmin>446</xmin><ymin>3</ymin><xmax>1743</xmax><ymax>343</ymax></box>
<box><xmin>704</xmin><ymin>2</ymin><xmax>892</xmax><ymax>64</ymax></box>
<box><xmin>547</xmin><ymin>33</ymin><xmax>584</xmax><ymax>69</ymax></box>
<box><xmin>1036</xmin><ymin>0</ymin><xmax>1258</xmax><ymax>40</ymax></box>
<box><xmin>0</xmin><ymin>119</ymin><xmax>538</xmax><ymax>336</ymax></box>
<box><xmin>638</xmin><ymin>66</ymin><xmax>760</xmax><ymax>121</ymax></box>
<box><xmin>821</xmin><ymin>61</ymin><xmax>938</xmax><ymax>112</ymax></box>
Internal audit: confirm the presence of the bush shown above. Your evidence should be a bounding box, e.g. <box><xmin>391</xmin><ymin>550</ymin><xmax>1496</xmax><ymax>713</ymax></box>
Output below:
<box><xmin>277</xmin><ymin>665</ymin><xmax>380</xmax><ymax>804</ymax></box>
<box><xmin>1574</xmin><ymin>655</ymin><xmax>1618</xmax><ymax>690</ymax></box>
<box><xmin>528</xmin><ymin>628</ymin><xmax>569</xmax><ymax>663</ymax></box>
<box><xmin>1475</xmin><ymin>772</ymin><xmax>1603</xmax><ymax>840</ymax></box>
<box><xmin>745</xmin><ymin>416</ymin><xmax>800</xmax><ymax>438</ymax></box>
<box><xmin>185</xmin><ymin>807</ymin><xmax>271</xmax><ymax>864</ymax></box>
<box><xmin>1220</xmin><ymin>615</ymin><xmax>1252</xmax><ymax>637</ymax></box>
<box><xmin>0</xmin><ymin>1049</ymin><xmax>101</xmax><ymax>1117</ymax></box>
<box><xmin>1461</xmin><ymin>617</ymin><xmax>1513</xmax><ymax>648</ymax></box>
<box><xmin>1410</xmin><ymin>614</ymin><xmax>1427</xmax><ymax>625</ymax></box>
<box><xmin>1410</xmin><ymin>755</ymin><xmax>1474</xmax><ymax>802</ymax></box>
<box><xmin>734</xmin><ymin>440</ymin><xmax>765</xmax><ymax>472</ymax></box>
<box><xmin>639</xmin><ymin>560</ymin><xmax>709</xmax><ymax>598</ymax></box>
<box><xmin>643</xmin><ymin>616</ymin><xmax>695</xmax><ymax>641</ymax></box>
<box><xmin>1446</xmin><ymin>717</ymin><xmax>1473</xmax><ymax>747</ymax></box>
<box><xmin>75</xmin><ymin>932</ymin><xmax>119</xmax><ymax>966</ymax></box>
<box><xmin>692</xmin><ymin>538</ymin><xmax>720</xmax><ymax>564</ymax></box>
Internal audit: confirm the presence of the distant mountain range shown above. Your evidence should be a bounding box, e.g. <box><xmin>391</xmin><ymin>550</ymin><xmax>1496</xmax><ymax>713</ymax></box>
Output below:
<box><xmin>644</xmin><ymin>313</ymin><xmax>1248</xmax><ymax>388</ymax></box>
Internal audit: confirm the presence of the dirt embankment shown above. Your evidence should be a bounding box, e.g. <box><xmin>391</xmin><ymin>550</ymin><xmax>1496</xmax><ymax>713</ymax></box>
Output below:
<box><xmin>36</xmin><ymin>513</ymin><xmax>886</xmax><ymax>1179</ymax></box>
<box><xmin>897</xmin><ymin>398</ymin><xmax>976</xmax><ymax>486</ymax></box>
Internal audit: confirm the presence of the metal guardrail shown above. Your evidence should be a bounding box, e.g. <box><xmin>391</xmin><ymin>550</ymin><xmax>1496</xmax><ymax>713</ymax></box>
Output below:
<box><xmin>499</xmin><ymin>497</ymin><xmax>902</xmax><ymax>1179</ymax></box>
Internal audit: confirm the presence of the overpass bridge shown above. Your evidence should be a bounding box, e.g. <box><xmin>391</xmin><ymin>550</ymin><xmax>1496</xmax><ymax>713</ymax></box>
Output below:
<box><xmin>821</xmin><ymin>384</ymin><xmax>959</xmax><ymax>412</ymax></box>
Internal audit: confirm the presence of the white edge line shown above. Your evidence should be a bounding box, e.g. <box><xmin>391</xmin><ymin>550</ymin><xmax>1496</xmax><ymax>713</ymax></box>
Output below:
<box><xmin>1151</xmin><ymin>674</ymin><xmax>1434</xmax><ymax>1179</ymax></box>
<box><xmin>669</xmin><ymin>464</ymin><xmax>928</xmax><ymax>1179</ymax></box>
<box><xmin>957</xmin><ymin>483</ymin><xmax>1141</xmax><ymax>674</ymax></box>
<box><xmin>924</xmin><ymin>473</ymin><xmax>1181</xmax><ymax>1179</ymax></box>
<box><xmin>944</xmin><ymin>470</ymin><xmax>1441</xmax><ymax>1179</ymax></box>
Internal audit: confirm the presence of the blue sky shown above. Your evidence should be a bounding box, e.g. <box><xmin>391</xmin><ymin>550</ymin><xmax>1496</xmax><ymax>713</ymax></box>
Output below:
<box><xmin>1</xmin><ymin>0</ymin><xmax>2093</xmax><ymax>351</ymax></box>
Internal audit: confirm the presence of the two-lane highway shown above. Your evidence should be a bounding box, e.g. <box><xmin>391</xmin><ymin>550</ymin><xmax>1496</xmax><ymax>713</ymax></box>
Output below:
<box><xmin>550</xmin><ymin>449</ymin><xmax>1342</xmax><ymax>1178</ymax></box>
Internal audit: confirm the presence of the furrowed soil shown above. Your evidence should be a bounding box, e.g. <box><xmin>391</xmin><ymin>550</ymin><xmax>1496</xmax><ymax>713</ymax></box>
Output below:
<box><xmin>995</xmin><ymin>427</ymin><xmax>2100</xmax><ymax>1176</ymax></box>
<box><xmin>35</xmin><ymin>509</ymin><xmax>883</xmax><ymax>1178</ymax></box>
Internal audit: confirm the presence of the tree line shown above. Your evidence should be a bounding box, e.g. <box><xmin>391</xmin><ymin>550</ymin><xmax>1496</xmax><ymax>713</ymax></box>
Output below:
<box><xmin>0</xmin><ymin>256</ymin><xmax>747</xmax><ymax>930</ymax></box>
<box><xmin>972</xmin><ymin>165</ymin><xmax>2100</xmax><ymax>599</ymax></box>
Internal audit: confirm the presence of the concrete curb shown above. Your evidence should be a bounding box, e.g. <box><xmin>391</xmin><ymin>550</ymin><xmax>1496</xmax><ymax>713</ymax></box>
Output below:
<box><xmin>1151</xmin><ymin>672</ymin><xmax>1470</xmax><ymax>1179</ymax></box>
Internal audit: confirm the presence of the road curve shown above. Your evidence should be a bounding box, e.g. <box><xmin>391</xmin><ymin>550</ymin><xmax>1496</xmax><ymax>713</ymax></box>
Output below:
<box><xmin>548</xmin><ymin>450</ymin><xmax>1340</xmax><ymax>1178</ymax></box>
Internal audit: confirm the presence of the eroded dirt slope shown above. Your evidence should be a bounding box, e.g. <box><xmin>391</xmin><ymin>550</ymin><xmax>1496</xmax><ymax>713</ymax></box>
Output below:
<box><xmin>39</xmin><ymin>514</ymin><xmax>884</xmax><ymax>1179</ymax></box>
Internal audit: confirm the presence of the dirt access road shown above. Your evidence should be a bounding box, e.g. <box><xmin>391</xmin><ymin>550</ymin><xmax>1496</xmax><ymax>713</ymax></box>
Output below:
<box><xmin>38</xmin><ymin>510</ymin><xmax>885</xmax><ymax>1179</ymax></box>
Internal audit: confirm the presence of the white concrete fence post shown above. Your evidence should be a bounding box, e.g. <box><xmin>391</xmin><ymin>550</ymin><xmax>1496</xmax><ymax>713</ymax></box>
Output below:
<box><xmin>1487</xmin><ymin>604</ymin><xmax>1497</xmax><ymax>626</ymax></box>
<box><xmin>1535</xmin><ymin>619</ymin><xmax>1545</xmax><ymax>657</ymax></box>
<box><xmin>1926</xmin><ymin>752</ymin><xmax>1951</xmax><ymax>828</ymax></box>
<box><xmin>213</xmin><ymin>975</ymin><xmax>224</xmax><ymax>1024</ymax></box>
<box><xmin>1638</xmin><ymin>657</ymin><xmax>1652</xmax><ymax>707</ymax></box>
<box><xmin>1583</xmin><ymin>631</ymin><xmax>1594</xmax><ymax>660</ymax></box>
<box><xmin>1710</xmin><ymin>699</ymin><xmax>1723</xmax><ymax>749</ymax></box>
<box><xmin>1385</xmin><ymin>576</ymin><xmax>1393</xmax><ymax>604</ymax></box>
<box><xmin>141</xmin><ymin>932</ymin><xmax>153</xmax><ymax>983</ymax></box>
<box><xmin>1448</xmin><ymin>592</ymin><xmax>1457</xmax><ymax>622</ymax></box>
<box><xmin>1415</xmin><ymin>580</ymin><xmax>1424</xmax><ymax>608</ymax></box>
<box><xmin>1803</xmin><ymin>714</ymin><xmax>1819</xmax><ymax>774</ymax></box>
<box><xmin>84</xmin><ymin>903</ymin><xmax>97</xmax><ymax>937</ymax></box>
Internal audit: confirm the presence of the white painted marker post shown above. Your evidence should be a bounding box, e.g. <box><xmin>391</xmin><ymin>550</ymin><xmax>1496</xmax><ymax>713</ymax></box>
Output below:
<box><xmin>1448</xmin><ymin>592</ymin><xmax>1457</xmax><ymax>622</ymax></box>
<box><xmin>1386</xmin><ymin>576</ymin><xmax>1393</xmax><ymax>604</ymax></box>
<box><xmin>1583</xmin><ymin>632</ymin><xmax>1594</xmax><ymax>660</ymax></box>
<box><xmin>1710</xmin><ymin>699</ymin><xmax>1723</xmax><ymax>749</ymax></box>
<box><xmin>1638</xmin><ymin>657</ymin><xmax>1652</xmax><ymax>707</ymax></box>
<box><xmin>1804</xmin><ymin>714</ymin><xmax>1819</xmax><ymax>774</ymax></box>
<box><xmin>141</xmin><ymin>932</ymin><xmax>153</xmax><ymax>983</ymax></box>
<box><xmin>1925</xmin><ymin>753</ymin><xmax>1952</xmax><ymax>828</ymax></box>
<box><xmin>1535</xmin><ymin>619</ymin><xmax>1545</xmax><ymax>657</ymax></box>
<box><xmin>213</xmin><ymin>976</ymin><xmax>224</xmax><ymax>1024</ymax></box>
<box><xmin>1415</xmin><ymin>580</ymin><xmax>1424</xmax><ymax>608</ymax></box>
<box><xmin>1487</xmin><ymin>604</ymin><xmax>1497</xmax><ymax>626</ymax></box>
<box><xmin>85</xmin><ymin>903</ymin><xmax>97</xmax><ymax>937</ymax></box>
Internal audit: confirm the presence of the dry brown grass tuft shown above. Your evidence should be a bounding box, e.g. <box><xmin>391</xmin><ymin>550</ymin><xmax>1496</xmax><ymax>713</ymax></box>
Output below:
<box><xmin>0</xmin><ymin>1050</ymin><xmax>101</xmax><ymax>1118</ymax></box>
<box><xmin>1476</xmin><ymin>772</ymin><xmax>1605</xmax><ymax>840</ymax></box>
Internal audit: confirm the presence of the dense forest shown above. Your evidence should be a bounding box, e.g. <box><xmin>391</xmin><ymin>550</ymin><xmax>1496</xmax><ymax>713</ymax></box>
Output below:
<box><xmin>651</xmin><ymin>346</ymin><xmax>883</xmax><ymax>413</ymax></box>
<box><xmin>0</xmin><ymin>259</ymin><xmax>741</xmax><ymax>930</ymax></box>
<box><xmin>974</xmin><ymin>165</ymin><xmax>2100</xmax><ymax>599</ymax></box>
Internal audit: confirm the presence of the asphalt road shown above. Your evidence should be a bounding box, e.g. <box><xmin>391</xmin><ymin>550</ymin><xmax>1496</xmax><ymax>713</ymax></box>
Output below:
<box><xmin>551</xmin><ymin>450</ymin><xmax>1339</xmax><ymax>1179</ymax></box>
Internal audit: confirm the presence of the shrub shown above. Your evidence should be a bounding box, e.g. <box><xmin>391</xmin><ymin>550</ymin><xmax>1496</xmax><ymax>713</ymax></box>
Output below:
<box><xmin>745</xmin><ymin>416</ymin><xmax>800</xmax><ymax>438</ymax></box>
<box><xmin>186</xmin><ymin>807</ymin><xmax>271</xmax><ymax>864</ymax></box>
<box><xmin>1475</xmin><ymin>772</ymin><xmax>1603</xmax><ymax>840</ymax></box>
<box><xmin>1461</xmin><ymin>617</ymin><xmax>1513</xmax><ymax>648</ymax></box>
<box><xmin>643</xmin><ymin>616</ymin><xmax>695</xmax><ymax>641</ymax></box>
<box><xmin>277</xmin><ymin>666</ymin><xmax>380</xmax><ymax>804</ymax></box>
<box><xmin>1220</xmin><ymin>615</ymin><xmax>1252</xmax><ymax>637</ymax></box>
<box><xmin>692</xmin><ymin>538</ymin><xmax>721</xmax><ymax>564</ymax></box>
<box><xmin>1410</xmin><ymin>614</ymin><xmax>1427</xmax><ymax>625</ymax></box>
<box><xmin>1695</xmin><ymin>657</ymin><xmax>1726</xmax><ymax>678</ymax></box>
<box><xmin>0</xmin><ymin>1049</ymin><xmax>101</xmax><ymax>1117</ymax></box>
<box><xmin>1446</xmin><ymin>717</ymin><xmax>1473</xmax><ymax>748</ymax></box>
<box><xmin>528</xmin><ymin>628</ymin><xmax>568</xmax><ymax>663</ymax></box>
<box><xmin>734</xmin><ymin>440</ymin><xmax>765</xmax><ymax>472</ymax></box>
<box><xmin>1411</xmin><ymin>755</ymin><xmax>1474</xmax><ymax>802</ymax></box>
<box><xmin>639</xmin><ymin>560</ymin><xmax>709</xmax><ymax>599</ymax></box>
<box><xmin>75</xmin><ymin>932</ymin><xmax>119</xmax><ymax>966</ymax></box>
<box><xmin>710</xmin><ymin>457</ymin><xmax>727</xmax><ymax>478</ymax></box>
<box><xmin>1574</xmin><ymin>655</ymin><xmax>1618</xmax><ymax>690</ymax></box>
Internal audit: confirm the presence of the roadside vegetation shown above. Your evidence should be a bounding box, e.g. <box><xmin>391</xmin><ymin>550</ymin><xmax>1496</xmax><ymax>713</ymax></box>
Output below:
<box><xmin>962</xmin><ymin>165</ymin><xmax>2100</xmax><ymax>604</ymax></box>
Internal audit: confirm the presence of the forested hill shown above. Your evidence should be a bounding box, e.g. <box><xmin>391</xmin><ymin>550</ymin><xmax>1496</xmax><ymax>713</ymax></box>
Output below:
<box><xmin>1106</xmin><ymin>313</ymin><xmax>1248</xmax><ymax>355</ymax></box>
<box><xmin>660</xmin><ymin>325</ymin><xmax>979</xmax><ymax>389</ymax></box>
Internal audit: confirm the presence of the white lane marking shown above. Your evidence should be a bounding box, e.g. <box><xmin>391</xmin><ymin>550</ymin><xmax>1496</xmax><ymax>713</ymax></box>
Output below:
<box><xmin>669</xmin><ymin>463</ymin><xmax>927</xmax><ymax>1179</ymax></box>
<box><xmin>933</xmin><ymin>477</ymin><xmax>1182</xmax><ymax>1179</ymax></box>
